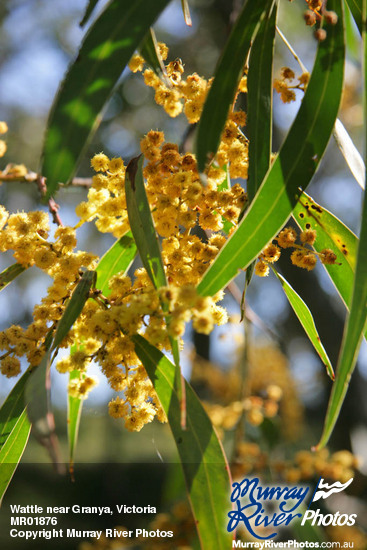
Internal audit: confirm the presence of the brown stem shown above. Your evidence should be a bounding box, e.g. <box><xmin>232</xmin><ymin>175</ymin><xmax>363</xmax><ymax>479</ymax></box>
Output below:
<box><xmin>36</xmin><ymin>175</ymin><xmax>63</xmax><ymax>227</ymax></box>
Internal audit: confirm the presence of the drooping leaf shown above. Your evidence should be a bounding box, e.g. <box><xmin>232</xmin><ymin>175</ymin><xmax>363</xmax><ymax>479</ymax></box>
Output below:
<box><xmin>0</xmin><ymin>371</ymin><xmax>31</xmax><ymax>451</ymax></box>
<box><xmin>125</xmin><ymin>155</ymin><xmax>167</xmax><ymax>289</ymax></box>
<box><xmin>272</xmin><ymin>269</ymin><xmax>334</xmax><ymax>380</ymax></box>
<box><xmin>293</xmin><ymin>191</ymin><xmax>358</xmax><ymax>311</ymax></box>
<box><xmin>345</xmin><ymin>0</ymin><xmax>362</xmax><ymax>33</ymax></box>
<box><xmin>334</xmin><ymin>119</ymin><xmax>364</xmax><ymax>189</ymax></box>
<box><xmin>95</xmin><ymin>232</ymin><xmax>136</xmax><ymax>296</ymax></box>
<box><xmin>0</xmin><ymin>263</ymin><xmax>26</xmax><ymax>292</ymax></box>
<box><xmin>247</xmin><ymin>2</ymin><xmax>277</xmax><ymax>201</ymax></box>
<box><xmin>196</xmin><ymin>0</ymin><xmax>275</xmax><ymax>173</ymax></box>
<box><xmin>41</xmin><ymin>0</ymin><xmax>171</xmax><ymax>199</ymax></box>
<box><xmin>24</xmin><ymin>351</ymin><xmax>63</xmax><ymax>469</ymax></box>
<box><xmin>181</xmin><ymin>0</ymin><xmax>192</xmax><ymax>26</ymax></box>
<box><xmin>52</xmin><ymin>270</ymin><xmax>96</xmax><ymax>351</ymax></box>
<box><xmin>125</xmin><ymin>156</ymin><xmax>185</xmax><ymax>425</ymax></box>
<box><xmin>140</xmin><ymin>28</ymin><xmax>170</xmax><ymax>85</ymax></box>
<box><xmin>79</xmin><ymin>0</ymin><xmax>100</xmax><ymax>27</ymax></box>
<box><xmin>277</xmin><ymin>26</ymin><xmax>363</xmax><ymax>191</ymax></box>
<box><xmin>67</xmin><ymin>367</ymin><xmax>83</xmax><ymax>475</ymax></box>
<box><xmin>133</xmin><ymin>335</ymin><xmax>232</xmax><ymax>550</ymax></box>
<box><xmin>316</xmin><ymin>1</ymin><xmax>367</xmax><ymax>448</ymax></box>
<box><xmin>197</xmin><ymin>0</ymin><xmax>344</xmax><ymax>297</ymax></box>
<box><xmin>67</xmin><ymin>234</ymin><xmax>137</xmax><ymax>469</ymax></box>
<box><xmin>0</xmin><ymin>410</ymin><xmax>30</xmax><ymax>504</ymax></box>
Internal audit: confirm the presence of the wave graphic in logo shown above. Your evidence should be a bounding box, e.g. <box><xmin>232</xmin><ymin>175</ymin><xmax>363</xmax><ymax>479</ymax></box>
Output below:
<box><xmin>312</xmin><ymin>477</ymin><xmax>353</xmax><ymax>502</ymax></box>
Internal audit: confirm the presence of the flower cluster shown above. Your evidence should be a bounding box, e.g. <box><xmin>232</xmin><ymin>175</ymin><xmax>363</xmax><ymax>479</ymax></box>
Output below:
<box><xmin>273</xmin><ymin>67</ymin><xmax>310</xmax><ymax>104</ymax></box>
<box><xmin>255</xmin><ymin>226</ymin><xmax>337</xmax><ymax>277</ymax></box>
<box><xmin>303</xmin><ymin>0</ymin><xmax>338</xmax><ymax>41</ymax></box>
<box><xmin>129</xmin><ymin>43</ymin><xmax>249</xmax><ymax>179</ymax></box>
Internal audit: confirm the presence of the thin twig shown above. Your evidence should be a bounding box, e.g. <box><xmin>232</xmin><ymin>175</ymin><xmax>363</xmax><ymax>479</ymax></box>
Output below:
<box><xmin>36</xmin><ymin>175</ymin><xmax>64</xmax><ymax>227</ymax></box>
<box><xmin>276</xmin><ymin>26</ymin><xmax>308</xmax><ymax>73</ymax></box>
<box><xmin>0</xmin><ymin>169</ymin><xmax>93</xmax><ymax>188</ymax></box>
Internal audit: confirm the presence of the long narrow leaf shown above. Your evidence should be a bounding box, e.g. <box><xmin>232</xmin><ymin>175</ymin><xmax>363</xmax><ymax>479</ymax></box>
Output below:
<box><xmin>79</xmin><ymin>0</ymin><xmax>100</xmax><ymax>27</ymax></box>
<box><xmin>272</xmin><ymin>269</ymin><xmax>334</xmax><ymax>379</ymax></box>
<box><xmin>67</xmin><ymin>234</ymin><xmax>137</xmax><ymax>468</ymax></box>
<box><xmin>0</xmin><ymin>371</ymin><xmax>31</xmax><ymax>450</ymax></box>
<box><xmin>197</xmin><ymin>0</ymin><xmax>344</xmax><ymax>297</ymax></box>
<box><xmin>247</xmin><ymin>2</ymin><xmax>277</xmax><ymax>201</ymax></box>
<box><xmin>293</xmin><ymin>191</ymin><xmax>358</xmax><ymax>311</ymax></box>
<box><xmin>125</xmin><ymin>155</ymin><xmax>185</xmax><ymax>425</ymax></box>
<box><xmin>196</xmin><ymin>0</ymin><xmax>275</xmax><ymax>172</ymax></box>
<box><xmin>125</xmin><ymin>155</ymin><xmax>167</xmax><ymax>289</ymax></box>
<box><xmin>52</xmin><ymin>270</ymin><xmax>96</xmax><ymax>351</ymax></box>
<box><xmin>42</xmin><ymin>0</ymin><xmax>171</xmax><ymax>198</ymax></box>
<box><xmin>95</xmin><ymin>232</ymin><xmax>136</xmax><ymax>296</ymax></box>
<box><xmin>133</xmin><ymin>334</ymin><xmax>232</xmax><ymax>550</ymax></box>
<box><xmin>0</xmin><ymin>411</ymin><xmax>31</xmax><ymax>504</ymax></box>
<box><xmin>317</xmin><ymin>0</ymin><xmax>367</xmax><ymax>448</ymax></box>
<box><xmin>334</xmin><ymin>119</ymin><xmax>365</xmax><ymax>189</ymax></box>
<box><xmin>0</xmin><ymin>263</ymin><xmax>26</xmax><ymax>292</ymax></box>
<box><xmin>346</xmin><ymin>0</ymin><xmax>362</xmax><ymax>33</ymax></box>
<box><xmin>140</xmin><ymin>28</ymin><xmax>170</xmax><ymax>85</ymax></box>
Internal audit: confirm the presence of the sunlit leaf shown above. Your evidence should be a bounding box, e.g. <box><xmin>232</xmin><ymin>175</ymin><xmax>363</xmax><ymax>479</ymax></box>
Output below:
<box><xmin>316</xmin><ymin>0</ymin><xmax>367</xmax><ymax>448</ymax></box>
<box><xmin>0</xmin><ymin>371</ymin><xmax>31</xmax><ymax>451</ymax></box>
<box><xmin>0</xmin><ymin>263</ymin><xmax>26</xmax><ymax>292</ymax></box>
<box><xmin>42</xmin><ymin>0</ymin><xmax>171</xmax><ymax>198</ymax></box>
<box><xmin>0</xmin><ymin>410</ymin><xmax>30</xmax><ymax>504</ymax></box>
<box><xmin>272</xmin><ymin>269</ymin><xmax>334</xmax><ymax>379</ymax></box>
<box><xmin>334</xmin><ymin>119</ymin><xmax>364</xmax><ymax>189</ymax></box>
<box><xmin>196</xmin><ymin>0</ymin><xmax>274</xmax><ymax>172</ymax></box>
<box><xmin>133</xmin><ymin>334</ymin><xmax>232</xmax><ymax>550</ymax></box>
<box><xmin>197</xmin><ymin>0</ymin><xmax>344</xmax><ymax>297</ymax></box>
<box><xmin>95</xmin><ymin>232</ymin><xmax>136</xmax><ymax>296</ymax></box>
<box><xmin>293</xmin><ymin>191</ymin><xmax>358</xmax><ymax>311</ymax></box>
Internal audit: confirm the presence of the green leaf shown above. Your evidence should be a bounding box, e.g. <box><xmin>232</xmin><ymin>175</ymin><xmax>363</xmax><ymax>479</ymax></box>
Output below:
<box><xmin>345</xmin><ymin>0</ymin><xmax>362</xmax><ymax>33</ymax></box>
<box><xmin>79</xmin><ymin>0</ymin><xmax>100</xmax><ymax>27</ymax></box>
<box><xmin>181</xmin><ymin>0</ymin><xmax>192</xmax><ymax>26</ymax></box>
<box><xmin>0</xmin><ymin>263</ymin><xmax>26</xmax><ymax>292</ymax></box>
<box><xmin>272</xmin><ymin>269</ymin><xmax>334</xmax><ymax>380</ymax></box>
<box><xmin>247</xmin><ymin>1</ymin><xmax>277</xmax><ymax>201</ymax></box>
<box><xmin>196</xmin><ymin>0</ymin><xmax>275</xmax><ymax>173</ymax></box>
<box><xmin>95</xmin><ymin>232</ymin><xmax>136</xmax><ymax>296</ymax></box>
<box><xmin>0</xmin><ymin>410</ymin><xmax>31</xmax><ymax>504</ymax></box>
<box><xmin>197</xmin><ymin>0</ymin><xmax>344</xmax><ymax>297</ymax></box>
<box><xmin>125</xmin><ymin>155</ymin><xmax>167</xmax><ymax>289</ymax></box>
<box><xmin>67</xmin><ymin>235</ymin><xmax>137</xmax><ymax>469</ymax></box>
<box><xmin>140</xmin><ymin>28</ymin><xmax>170</xmax><ymax>85</ymax></box>
<box><xmin>67</xmin><ymin>368</ymin><xmax>83</xmax><ymax>474</ymax></box>
<box><xmin>316</xmin><ymin>0</ymin><xmax>367</xmax><ymax>448</ymax></box>
<box><xmin>41</xmin><ymin>0</ymin><xmax>171</xmax><ymax>198</ymax></box>
<box><xmin>133</xmin><ymin>335</ymin><xmax>232</xmax><ymax>550</ymax></box>
<box><xmin>0</xmin><ymin>371</ymin><xmax>31</xmax><ymax>451</ymax></box>
<box><xmin>52</xmin><ymin>270</ymin><xmax>96</xmax><ymax>351</ymax></box>
<box><xmin>293</xmin><ymin>191</ymin><xmax>358</xmax><ymax>311</ymax></box>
